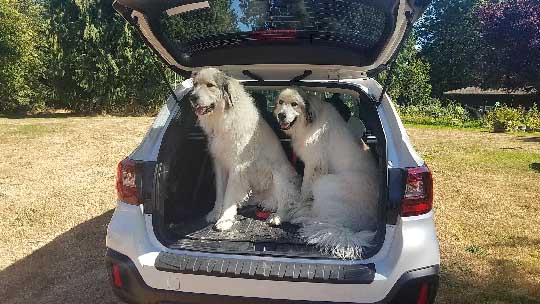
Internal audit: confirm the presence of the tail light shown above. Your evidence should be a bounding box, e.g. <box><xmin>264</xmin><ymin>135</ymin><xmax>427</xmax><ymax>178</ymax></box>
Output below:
<box><xmin>116</xmin><ymin>158</ymin><xmax>140</xmax><ymax>205</ymax></box>
<box><xmin>401</xmin><ymin>165</ymin><xmax>433</xmax><ymax>217</ymax></box>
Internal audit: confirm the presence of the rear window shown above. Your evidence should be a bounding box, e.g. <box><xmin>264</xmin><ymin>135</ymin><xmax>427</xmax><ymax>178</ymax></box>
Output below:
<box><xmin>160</xmin><ymin>0</ymin><xmax>389</xmax><ymax>57</ymax></box>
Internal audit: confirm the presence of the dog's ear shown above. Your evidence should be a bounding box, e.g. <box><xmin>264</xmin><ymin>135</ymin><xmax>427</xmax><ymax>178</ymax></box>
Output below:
<box><xmin>293</xmin><ymin>87</ymin><xmax>315</xmax><ymax>124</ymax></box>
<box><xmin>215</xmin><ymin>71</ymin><xmax>235</xmax><ymax>108</ymax></box>
<box><xmin>191</xmin><ymin>70</ymin><xmax>199</xmax><ymax>79</ymax></box>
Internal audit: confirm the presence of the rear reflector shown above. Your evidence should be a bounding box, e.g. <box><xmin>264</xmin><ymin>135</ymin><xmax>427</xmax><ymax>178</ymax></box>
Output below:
<box><xmin>112</xmin><ymin>264</ymin><xmax>123</xmax><ymax>288</ymax></box>
<box><xmin>402</xmin><ymin>165</ymin><xmax>433</xmax><ymax>217</ymax></box>
<box><xmin>116</xmin><ymin>158</ymin><xmax>140</xmax><ymax>205</ymax></box>
<box><xmin>417</xmin><ymin>282</ymin><xmax>429</xmax><ymax>304</ymax></box>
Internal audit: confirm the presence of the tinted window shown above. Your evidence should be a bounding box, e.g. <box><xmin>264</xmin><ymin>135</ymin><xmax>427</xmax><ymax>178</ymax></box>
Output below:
<box><xmin>160</xmin><ymin>0</ymin><xmax>388</xmax><ymax>56</ymax></box>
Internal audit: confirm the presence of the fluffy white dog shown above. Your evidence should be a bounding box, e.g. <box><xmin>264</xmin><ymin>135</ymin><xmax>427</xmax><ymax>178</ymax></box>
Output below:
<box><xmin>189</xmin><ymin>68</ymin><xmax>300</xmax><ymax>231</ymax></box>
<box><xmin>274</xmin><ymin>87</ymin><xmax>379</xmax><ymax>259</ymax></box>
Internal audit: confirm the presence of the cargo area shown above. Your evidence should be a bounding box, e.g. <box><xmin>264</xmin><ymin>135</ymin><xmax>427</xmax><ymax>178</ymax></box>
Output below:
<box><xmin>152</xmin><ymin>84</ymin><xmax>389</xmax><ymax>260</ymax></box>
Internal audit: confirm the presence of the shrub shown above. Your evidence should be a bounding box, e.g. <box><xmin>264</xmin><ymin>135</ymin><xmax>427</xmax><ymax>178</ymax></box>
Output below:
<box><xmin>397</xmin><ymin>99</ymin><xmax>474</xmax><ymax>127</ymax></box>
<box><xmin>524</xmin><ymin>104</ymin><xmax>540</xmax><ymax>132</ymax></box>
<box><xmin>484</xmin><ymin>105</ymin><xmax>523</xmax><ymax>132</ymax></box>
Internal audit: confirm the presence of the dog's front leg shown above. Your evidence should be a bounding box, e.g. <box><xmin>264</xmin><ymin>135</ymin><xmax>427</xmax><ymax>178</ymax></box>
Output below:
<box><xmin>206</xmin><ymin>160</ymin><xmax>228</xmax><ymax>222</ymax></box>
<box><xmin>214</xmin><ymin>172</ymin><xmax>247</xmax><ymax>231</ymax></box>
<box><xmin>301</xmin><ymin>158</ymin><xmax>327</xmax><ymax>201</ymax></box>
<box><xmin>301</xmin><ymin>164</ymin><xmax>317</xmax><ymax>202</ymax></box>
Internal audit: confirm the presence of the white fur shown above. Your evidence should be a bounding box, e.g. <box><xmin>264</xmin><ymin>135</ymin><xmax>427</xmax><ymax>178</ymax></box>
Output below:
<box><xmin>191</xmin><ymin>68</ymin><xmax>300</xmax><ymax>231</ymax></box>
<box><xmin>275</xmin><ymin>88</ymin><xmax>379</xmax><ymax>259</ymax></box>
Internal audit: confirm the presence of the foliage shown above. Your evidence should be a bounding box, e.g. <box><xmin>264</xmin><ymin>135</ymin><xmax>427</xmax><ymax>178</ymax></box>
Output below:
<box><xmin>416</xmin><ymin>0</ymin><xmax>485</xmax><ymax>96</ymax></box>
<box><xmin>484</xmin><ymin>104</ymin><xmax>540</xmax><ymax>133</ymax></box>
<box><xmin>523</xmin><ymin>104</ymin><xmax>540</xmax><ymax>132</ymax></box>
<box><xmin>0</xmin><ymin>0</ymin><xmax>46</xmax><ymax>112</ymax></box>
<box><xmin>477</xmin><ymin>0</ymin><xmax>540</xmax><ymax>93</ymax></box>
<box><xmin>41</xmin><ymin>0</ymin><xmax>172</xmax><ymax>114</ymax></box>
<box><xmin>396</xmin><ymin>99</ymin><xmax>479</xmax><ymax>127</ymax></box>
<box><xmin>378</xmin><ymin>34</ymin><xmax>433</xmax><ymax>106</ymax></box>
<box><xmin>484</xmin><ymin>105</ymin><xmax>524</xmax><ymax>132</ymax></box>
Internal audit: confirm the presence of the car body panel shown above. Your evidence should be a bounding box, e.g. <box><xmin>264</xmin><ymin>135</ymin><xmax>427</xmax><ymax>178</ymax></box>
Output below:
<box><xmin>107</xmin><ymin>201</ymin><xmax>439</xmax><ymax>303</ymax></box>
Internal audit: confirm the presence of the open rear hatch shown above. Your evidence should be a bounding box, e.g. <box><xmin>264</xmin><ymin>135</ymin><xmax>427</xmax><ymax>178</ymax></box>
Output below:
<box><xmin>113</xmin><ymin>0</ymin><xmax>430</xmax><ymax>260</ymax></box>
<box><xmin>113</xmin><ymin>0</ymin><xmax>429</xmax><ymax>80</ymax></box>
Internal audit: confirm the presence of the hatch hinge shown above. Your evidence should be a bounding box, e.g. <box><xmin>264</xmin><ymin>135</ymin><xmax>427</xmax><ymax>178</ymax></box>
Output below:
<box><xmin>242</xmin><ymin>70</ymin><xmax>265</xmax><ymax>82</ymax></box>
<box><xmin>291</xmin><ymin>70</ymin><xmax>313</xmax><ymax>82</ymax></box>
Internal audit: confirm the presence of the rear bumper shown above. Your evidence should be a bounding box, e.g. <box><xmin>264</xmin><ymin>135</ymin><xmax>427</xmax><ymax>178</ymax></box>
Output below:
<box><xmin>106</xmin><ymin>202</ymin><xmax>440</xmax><ymax>303</ymax></box>
<box><xmin>106</xmin><ymin>249</ymin><xmax>438</xmax><ymax>304</ymax></box>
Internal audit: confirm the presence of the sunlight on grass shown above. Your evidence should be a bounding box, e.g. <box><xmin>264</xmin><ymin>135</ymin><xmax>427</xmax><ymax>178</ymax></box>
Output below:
<box><xmin>408</xmin><ymin>126</ymin><xmax>540</xmax><ymax>304</ymax></box>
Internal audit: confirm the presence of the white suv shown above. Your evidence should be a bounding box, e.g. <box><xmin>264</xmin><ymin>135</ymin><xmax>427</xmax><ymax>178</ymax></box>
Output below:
<box><xmin>106</xmin><ymin>1</ymin><xmax>440</xmax><ymax>303</ymax></box>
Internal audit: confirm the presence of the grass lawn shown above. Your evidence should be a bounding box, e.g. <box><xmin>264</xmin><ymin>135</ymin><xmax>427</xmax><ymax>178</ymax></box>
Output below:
<box><xmin>0</xmin><ymin>117</ymin><xmax>538</xmax><ymax>303</ymax></box>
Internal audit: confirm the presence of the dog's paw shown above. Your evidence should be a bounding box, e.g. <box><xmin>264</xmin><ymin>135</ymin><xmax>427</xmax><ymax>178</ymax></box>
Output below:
<box><xmin>214</xmin><ymin>218</ymin><xmax>236</xmax><ymax>231</ymax></box>
<box><xmin>205</xmin><ymin>207</ymin><xmax>221</xmax><ymax>223</ymax></box>
<box><xmin>267</xmin><ymin>213</ymin><xmax>287</xmax><ymax>226</ymax></box>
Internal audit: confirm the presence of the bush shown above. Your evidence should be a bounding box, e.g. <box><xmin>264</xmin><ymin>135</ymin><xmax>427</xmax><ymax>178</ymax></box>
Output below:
<box><xmin>524</xmin><ymin>104</ymin><xmax>540</xmax><ymax>132</ymax></box>
<box><xmin>397</xmin><ymin>99</ymin><xmax>476</xmax><ymax>127</ymax></box>
<box><xmin>484</xmin><ymin>104</ymin><xmax>540</xmax><ymax>133</ymax></box>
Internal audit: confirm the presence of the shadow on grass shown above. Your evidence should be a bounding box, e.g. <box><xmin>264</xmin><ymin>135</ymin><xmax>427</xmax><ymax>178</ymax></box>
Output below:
<box><xmin>0</xmin><ymin>112</ymin><xmax>90</xmax><ymax>119</ymax></box>
<box><xmin>517</xmin><ymin>136</ymin><xmax>540</xmax><ymax>143</ymax></box>
<box><xmin>0</xmin><ymin>210</ymin><xmax>121</xmax><ymax>304</ymax></box>
<box><xmin>439</xmin><ymin>247</ymin><xmax>540</xmax><ymax>303</ymax></box>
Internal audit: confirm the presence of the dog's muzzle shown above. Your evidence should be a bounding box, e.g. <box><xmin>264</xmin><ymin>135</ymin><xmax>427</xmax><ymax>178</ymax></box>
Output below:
<box><xmin>193</xmin><ymin>103</ymin><xmax>215</xmax><ymax>116</ymax></box>
<box><xmin>189</xmin><ymin>94</ymin><xmax>215</xmax><ymax>116</ymax></box>
<box><xmin>278</xmin><ymin>116</ymin><xmax>297</xmax><ymax>130</ymax></box>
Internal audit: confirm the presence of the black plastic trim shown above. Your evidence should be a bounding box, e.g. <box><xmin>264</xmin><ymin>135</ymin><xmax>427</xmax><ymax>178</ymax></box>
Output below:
<box><xmin>155</xmin><ymin>252</ymin><xmax>375</xmax><ymax>284</ymax></box>
<box><xmin>106</xmin><ymin>249</ymin><xmax>439</xmax><ymax>304</ymax></box>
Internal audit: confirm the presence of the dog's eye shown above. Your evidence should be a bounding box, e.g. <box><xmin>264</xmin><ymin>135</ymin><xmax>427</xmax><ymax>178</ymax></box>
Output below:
<box><xmin>291</xmin><ymin>102</ymin><xmax>298</xmax><ymax>107</ymax></box>
<box><xmin>206</xmin><ymin>83</ymin><xmax>215</xmax><ymax>88</ymax></box>
<box><xmin>278</xmin><ymin>100</ymin><xmax>284</xmax><ymax>105</ymax></box>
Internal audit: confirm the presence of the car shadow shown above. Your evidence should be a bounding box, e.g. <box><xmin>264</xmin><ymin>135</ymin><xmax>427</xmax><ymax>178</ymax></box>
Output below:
<box><xmin>517</xmin><ymin>136</ymin><xmax>540</xmax><ymax>143</ymax></box>
<box><xmin>0</xmin><ymin>210</ymin><xmax>122</xmax><ymax>304</ymax></box>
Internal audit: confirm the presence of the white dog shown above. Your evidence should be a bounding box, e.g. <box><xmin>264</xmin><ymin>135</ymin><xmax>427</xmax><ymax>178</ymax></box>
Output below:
<box><xmin>189</xmin><ymin>68</ymin><xmax>300</xmax><ymax>231</ymax></box>
<box><xmin>274</xmin><ymin>87</ymin><xmax>379</xmax><ymax>259</ymax></box>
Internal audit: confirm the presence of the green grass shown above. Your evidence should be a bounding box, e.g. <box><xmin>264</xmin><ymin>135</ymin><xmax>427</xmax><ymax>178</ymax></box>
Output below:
<box><xmin>4</xmin><ymin>124</ymin><xmax>56</xmax><ymax>137</ymax></box>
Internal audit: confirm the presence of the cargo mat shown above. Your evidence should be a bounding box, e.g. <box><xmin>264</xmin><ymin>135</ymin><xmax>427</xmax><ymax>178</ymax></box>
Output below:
<box><xmin>170</xmin><ymin>206</ymin><xmax>304</xmax><ymax>244</ymax></box>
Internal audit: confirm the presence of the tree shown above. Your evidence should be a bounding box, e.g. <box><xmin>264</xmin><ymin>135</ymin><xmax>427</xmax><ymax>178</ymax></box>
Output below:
<box><xmin>378</xmin><ymin>33</ymin><xmax>433</xmax><ymax>106</ymax></box>
<box><xmin>0</xmin><ymin>0</ymin><xmax>46</xmax><ymax>112</ymax></box>
<box><xmin>43</xmin><ymin>0</ymin><xmax>170</xmax><ymax>113</ymax></box>
<box><xmin>477</xmin><ymin>0</ymin><xmax>540</xmax><ymax>93</ymax></box>
<box><xmin>416</xmin><ymin>0</ymin><xmax>485</xmax><ymax>96</ymax></box>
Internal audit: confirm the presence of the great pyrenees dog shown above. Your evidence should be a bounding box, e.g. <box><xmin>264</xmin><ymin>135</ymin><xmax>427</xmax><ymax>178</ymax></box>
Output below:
<box><xmin>274</xmin><ymin>87</ymin><xmax>379</xmax><ymax>259</ymax></box>
<box><xmin>189</xmin><ymin>68</ymin><xmax>300</xmax><ymax>231</ymax></box>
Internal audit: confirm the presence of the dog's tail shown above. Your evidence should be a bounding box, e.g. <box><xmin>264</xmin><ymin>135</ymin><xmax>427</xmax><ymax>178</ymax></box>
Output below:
<box><xmin>300</xmin><ymin>222</ymin><xmax>376</xmax><ymax>260</ymax></box>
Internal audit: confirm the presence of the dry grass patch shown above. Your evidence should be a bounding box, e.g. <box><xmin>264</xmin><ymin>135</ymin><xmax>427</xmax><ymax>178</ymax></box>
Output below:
<box><xmin>407</xmin><ymin>127</ymin><xmax>540</xmax><ymax>304</ymax></box>
<box><xmin>0</xmin><ymin>116</ymin><xmax>152</xmax><ymax>303</ymax></box>
<box><xmin>0</xmin><ymin>117</ymin><xmax>538</xmax><ymax>303</ymax></box>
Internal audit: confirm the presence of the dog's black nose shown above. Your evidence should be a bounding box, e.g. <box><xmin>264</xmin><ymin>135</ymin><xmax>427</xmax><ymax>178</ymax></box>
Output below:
<box><xmin>278</xmin><ymin>112</ymin><xmax>286</xmax><ymax>121</ymax></box>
